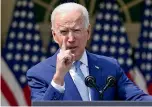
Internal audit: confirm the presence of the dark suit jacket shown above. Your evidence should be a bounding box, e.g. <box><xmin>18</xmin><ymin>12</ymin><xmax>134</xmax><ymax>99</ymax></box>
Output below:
<box><xmin>26</xmin><ymin>50</ymin><xmax>152</xmax><ymax>101</ymax></box>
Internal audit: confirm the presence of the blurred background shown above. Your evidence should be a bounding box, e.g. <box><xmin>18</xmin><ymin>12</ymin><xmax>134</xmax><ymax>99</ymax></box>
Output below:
<box><xmin>1</xmin><ymin>0</ymin><xmax>152</xmax><ymax>106</ymax></box>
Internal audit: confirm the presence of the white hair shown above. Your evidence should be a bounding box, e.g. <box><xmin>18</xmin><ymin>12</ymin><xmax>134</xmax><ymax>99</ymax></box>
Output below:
<box><xmin>51</xmin><ymin>2</ymin><xmax>90</xmax><ymax>29</ymax></box>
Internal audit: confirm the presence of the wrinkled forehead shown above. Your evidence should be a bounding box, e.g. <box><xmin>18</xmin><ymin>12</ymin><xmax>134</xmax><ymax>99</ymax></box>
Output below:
<box><xmin>54</xmin><ymin>10</ymin><xmax>84</xmax><ymax>29</ymax></box>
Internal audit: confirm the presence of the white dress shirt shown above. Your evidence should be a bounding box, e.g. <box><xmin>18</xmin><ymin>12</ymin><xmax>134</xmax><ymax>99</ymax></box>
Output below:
<box><xmin>51</xmin><ymin>50</ymin><xmax>91</xmax><ymax>101</ymax></box>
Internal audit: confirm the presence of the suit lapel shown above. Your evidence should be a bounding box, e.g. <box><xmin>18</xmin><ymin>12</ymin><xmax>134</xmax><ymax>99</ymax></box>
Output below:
<box><xmin>87</xmin><ymin>51</ymin><xmax>103</xmax><ymax>101</ymax></box>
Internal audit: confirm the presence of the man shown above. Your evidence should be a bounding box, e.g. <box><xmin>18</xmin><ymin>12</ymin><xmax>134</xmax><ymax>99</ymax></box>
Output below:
<box><xmin>26</xmin><ymin>2</ymin><xmax>152</xmax><ymax>101</ymax></box>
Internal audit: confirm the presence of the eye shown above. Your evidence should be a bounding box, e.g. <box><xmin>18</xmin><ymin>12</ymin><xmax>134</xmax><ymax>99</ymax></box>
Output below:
<box><xmin>60</xmin><ymin>30</ymin><xmax>68</xmax><ymax>35</ymax></box>
<box><xmin>73</xmin><ymin>29</ymin><xmax>81</xmax><ymax>33</ymax></box>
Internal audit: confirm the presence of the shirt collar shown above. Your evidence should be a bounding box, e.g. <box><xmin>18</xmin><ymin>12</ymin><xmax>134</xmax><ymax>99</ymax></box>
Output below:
<box><xmin>79</xmin><ymin>50</ymin><xmax>88</xmax><ymax>67</ymax></box>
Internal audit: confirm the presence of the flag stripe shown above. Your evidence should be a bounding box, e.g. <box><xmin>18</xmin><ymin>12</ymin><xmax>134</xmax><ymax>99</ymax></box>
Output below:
<box><xmin>1</xmin><ymin>57</ymin><xmax>27</xmax><ymax>105</ymax></box>
<box><xmin>1</xmin><ymin>91</ymin><xmax>10</xmax><ymax>106</ymax></box>
<box><xmin>23</xmin><ymin>86</ymin><xmax>31</xmax><ymax>105</ymax></box>
<box><xmin>148</xmin><ymin>83</ymin><xmax>152</xmax><ymax>95</ymax></box>
<box><xmin>1</xmin><ymin>76</ymin><xmax>18</xmax><ymax>106</ymax></box>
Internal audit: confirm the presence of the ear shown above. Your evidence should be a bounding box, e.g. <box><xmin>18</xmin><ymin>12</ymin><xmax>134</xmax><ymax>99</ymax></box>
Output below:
<box><xmin>52</xmin><ymin>30</ymin><xmax>59</xmax><ymax>43</ymax></box>
<box><xmin>87</xmin><ymin>24</ymin><xmax>91</xmax><ymax>40</ymax></box>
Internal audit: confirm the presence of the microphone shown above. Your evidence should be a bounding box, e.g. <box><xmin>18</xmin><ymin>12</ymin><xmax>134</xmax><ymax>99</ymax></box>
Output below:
<box><xmin>85</xmin><ymin>76</ymin><xmax>99</xmax><ymax>91</ymax></box>
<box><xmin>99</xmin><ymin>76</ymin><xmax>116</xmax><ymax>99</ymax></box>
<box><xmin>85</xmin><ymin>75</ymin><xmax>116</xmax><ymax>100</ymax></box>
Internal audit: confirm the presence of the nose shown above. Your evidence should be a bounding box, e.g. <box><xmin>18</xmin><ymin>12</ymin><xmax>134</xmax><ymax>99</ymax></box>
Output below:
<box><xmin>67</xmin><ymin>31</ymin><xmax>75</xmax><ymax>43</ymax></box>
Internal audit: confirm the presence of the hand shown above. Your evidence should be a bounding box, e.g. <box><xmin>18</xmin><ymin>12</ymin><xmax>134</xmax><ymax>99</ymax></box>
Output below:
<box><xmin>53</xmin><ymin>38</ymin><xmax>75</xmax><ymax>85</ymax></box>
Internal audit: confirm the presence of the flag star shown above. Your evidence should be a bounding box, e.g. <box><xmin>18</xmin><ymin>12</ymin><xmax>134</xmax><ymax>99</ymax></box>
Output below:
<box><xmin>17</xmin><ymin>1</ymin><xmax>22</xmax><ymax>7</ymax></box>
<box><xmin>10</xmin><ymin>32</ymin><xmax>16</xmax><ymax>39</ymax></box>
<box><xmin>145</xmin><ymin>9</ymin><xmax>150</xmax><ymax>16</ymax></box>
<box><xmin>8</xmin><ymin>42</ymin><xmax>14</xmax><ymax>50</ymax></box>
<box><xmin>92</xmin><ymin>45</ymin><xmax>99</xmax><ymax>52</ymax></box>
<box><xmin>145</xmin><ymin>74</ymin><xmax>151</xmax><ymax>81</ymax></box>
<box><xmin>110</xmin><ymin>46</ymin><xmax>116</xmax><ymax>54</ymax></box>
<box><xmin>146</xmin><ymin>0</ymin><xmax>151</xmax><ymax>6</ymax></box>
<box><xmin>106</xmin><ymin>3</ymin><xmax>112</xmax><ymax>10</ymax></box>
<box><xmin>22</xmin><ymin>1</ymin><xmax>27</xmax><ymax>7</ymax></box>
<box><xmin>120</xmin><ymin>27</ymin><xmax>126</xmax><ymax>33</ymax></box>
<box><xmin>13</xmin><ymin>64</ymin><xmax>20</xmax><ymax>72</ymax></box>
<box><xmin>97</xmin><ymin>13</ymin><xmax>103</xmax><ymax>20</ymax></box>
<box><xmin>127</xmin><ymin>48</ymin><xmax>132</xmax><ymax>55</ymax></box>
<box><xmin>23</xmin><ymin>54</ymin><xmax>30</xmax><ymax>62</ymax></box>
<box><xmin>113</xmin><ymin>4</ymin><xmax>118</xmax><ymax>11</ymax></box>
<box><xmin>40</xmin><ymin>56</ymin><xmax>46</xmax><ymax>61</ymax></box>
<box><xmin>95</xmin><ymin>23</ymin><xmax>102</xmax><ymax>31</ymax></box>
<box><xmin>50</xmin><ymin>46</ymin><xmax>57</xmax><ymax>53</ymax></box>
<box><xmin>99</xmin><ymin>3</ymin><xmax>104</xmax><ymax>9</ymax></box>
<box><xmin>20</xmin><ymin>75</ymin><xmax>26</xmax><ymax>84</ymax></box>
<box><xmin>26</xmin><ymin>33</ymin><xmax>32</xmax><ymax>40</ymax></box>
<box><xmin>146</xmin><ymin>63</ymin><xmax>151</xmax><ymax>71</ymax></box>
<box><xmin>104</xmin><ymin>24</ymin><xmax>110</xmax><ymax>31</ymax></box>
<box><xmin>105</xmin><ymin>13</ymin><xmax>111</xmax><ymax>20</ymax></box>
<box><xmin>141</xmin><ymin>63</ymin><xmax>146</xmax><ymax>70</ymax></box>
<box><xmin>93</xmin><ymin>34</ymin><xmax>100</xmax><ymax>42</ymax></box>
<box><xmin>21</xmin><ymin>11</ymin><xmax>27</xmax><ymax>18</ymax></box>
<box><xmin>14</xmin><ymin>11</ymin><xmax>20</xmax><ymax>17</ymax></box>
<box><xmin>119</xmin><ymin>47</ymin><xmax>125</xmax><ymax>54</ymax></box>
<box><xmin>34</xmin><ymin>24</ymin><xmax>40</xmax><ymax>31</ymax></box>
<box><xmin>24</xmin><ymin>44</ymin><xmax>31</xmax><ymax>51</ymax></box>
<box><xmin>19</xmin><ymin>21</ymin><xmax>26</xmax><ymax>28</ymax></box>
<box><xmin>118</xmin><ymin>57</ymin><xmax>124</xmax><ymax>65</ymax></box>
<box><xmin>32</xmin><ymin>55</ymin><xmax>39</xmax><ymax>63</ymax></box>
<box><xmin>112</xmin><ymin>25</ymin><xmax>118</xmax><ymax>32</ymax></box>
<box><xmin>27</xmin><ymin>23</ymin><xmax>33</xmax><ymax>30</ymax></box>
<box><xmin>18</xmin><ymin>32</ymin><xmax>24</xmax><ymax>39</ymax></box>
<box><xmin>34</xmin><ymin>34</ymin><xmax>40</xmax><ymax>41</ymax></box>
<box><xmin>28</xmin><ymin>12</ymin><xmax>34</xmax><ymax>19</ymax></box>
<box><xmin>21</xmin><ymin>65</ymin><xmax>28</xmax><ymax>72</ymax></box>
<box><xmin>16</xmin><ymin>42</ymin><xmax>23</xmax><ymax>50</ymax></box>
<box><xmin>28</xmin><ymin>1</ymin><xmax>34</xmax><ymax>8</ymax></box>
<box><xmin>6</xmin><ymin>53</ymin><xmax>13</xmax><ymax>60</ymax></box>
<box><xmin>148</xmin><ymin>42</ymin><xmax>152</xmax><ymax>50</ymax></box>
<box><xmin>119</xmin><ymin>37</ymin><xmax>125</xmax><ymax>44</ymax></box>
<box><xmin>147</xmin><ymin>53</ymin><xmax>152</xmax><ymax>60</ymax></box>
<box><xmin>150</xmin><ymin>32</ymin><xmax>152</xmax><ymax>38</ymax></box>
<box><xmin>15</xmin><ymin>53</ymin><xmax>22</xmax><ymax>61</ymax></box>
<box><xmin>143</xmin><ymin>31</ymin><xmax>148</xmax><ymax>37</ymax></box>
<box><xmin>100</xmin><ymin>45</ymin><xmax>107</xmax><ymax>53</ymax></box>
<box><xmin>113</xmin><ymin>15</ymin><xmax>118</xmax><ymax>22</ymax></box>
<box><xmin>33</xmin><ymin>45</ymin><xmax>39</xmax><ymax>52</ymax></box>
<box><xmin>12</xmin><ymin>21</ymin><xmax>18</xmax><ymax>28</ymax></box>
<box><xmin>143</xmin><ymin>20</ymin><xmax>149</xmax><ymax>27</ymax></box>
<box><xmin>126</xmin><ymin>58</ymin><xmax>132</xmax><ymax>66</ymax></box>
<box><xmin>111</xmin><ymin>35</ymin><xmax>117</xmax><ymax>43</ymax></box>
<box><xmin>102</xmin><ymin>34</ymin><xmax>109</xmax><ymax>42</ymax></box>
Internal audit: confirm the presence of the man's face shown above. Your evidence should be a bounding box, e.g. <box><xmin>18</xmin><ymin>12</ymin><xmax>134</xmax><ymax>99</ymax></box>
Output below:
<box><xmin>52</xmin><ymin>10</ymin><xmax>90</xmax><ymax>60</ymax></box>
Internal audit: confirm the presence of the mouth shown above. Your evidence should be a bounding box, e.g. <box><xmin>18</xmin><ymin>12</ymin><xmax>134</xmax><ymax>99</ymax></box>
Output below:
<box><xmin>68</xmin><ymin>46</ymin><xmax>78</xmax><ymax>50</ymax></box>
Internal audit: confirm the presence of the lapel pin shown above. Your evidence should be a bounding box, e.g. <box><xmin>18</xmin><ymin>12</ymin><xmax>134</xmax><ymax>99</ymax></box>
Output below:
<box><xmin>95</xmin><ymin>65</ymin><xmax>99</xmax><ymax>69</ymax></box>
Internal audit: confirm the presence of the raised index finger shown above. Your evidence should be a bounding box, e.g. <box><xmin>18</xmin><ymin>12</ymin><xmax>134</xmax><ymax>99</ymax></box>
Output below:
<box><xmin>61</xmin><ymin>37</ymin><xmax>67</xmax><ymax>51</ymax></box>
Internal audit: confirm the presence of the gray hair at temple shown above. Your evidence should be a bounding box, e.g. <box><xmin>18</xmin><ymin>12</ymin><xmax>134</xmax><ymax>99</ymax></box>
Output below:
<box><xmin>51</xmin><ymin>2</ymin><xmax>90</xmax><ymax>29</ymax></box>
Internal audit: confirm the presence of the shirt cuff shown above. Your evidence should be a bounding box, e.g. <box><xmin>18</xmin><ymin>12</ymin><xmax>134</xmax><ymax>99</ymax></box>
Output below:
<box><xmin>51</xmin><ymin>80</ymin><xmax>65</xmax><ymax>93</ymax></box>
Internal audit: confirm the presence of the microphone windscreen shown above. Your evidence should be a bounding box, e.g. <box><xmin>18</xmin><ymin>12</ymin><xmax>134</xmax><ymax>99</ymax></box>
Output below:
<box><xmin>85</xmin><ymin>76</ymin><xmax>96</xmax><ymax>87</ymax></box>
<box><xmin>106</xmin><ymin>76</ymin><xmax>116</xmax><ymax>87</ymax></box>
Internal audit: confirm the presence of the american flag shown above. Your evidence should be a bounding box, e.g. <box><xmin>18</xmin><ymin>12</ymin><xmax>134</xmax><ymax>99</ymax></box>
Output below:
<box><xmin>47</xmin><ymin>36</ymin><xmax>59</xmax><ymax>56</ymax></box>
<box><xmin>89</xmin><ymin>0</ymin><xmax>133</xmax><ymax>75</ymax></box>
<box><xmin>134</xmin><ymin>0</ymin><xmax>152</xmax><ymax>95</ymax></box>
<box><xmin>1</xmin><ymin>0</ymin><xmax>46</xmax><ymax>106</ymax></box>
